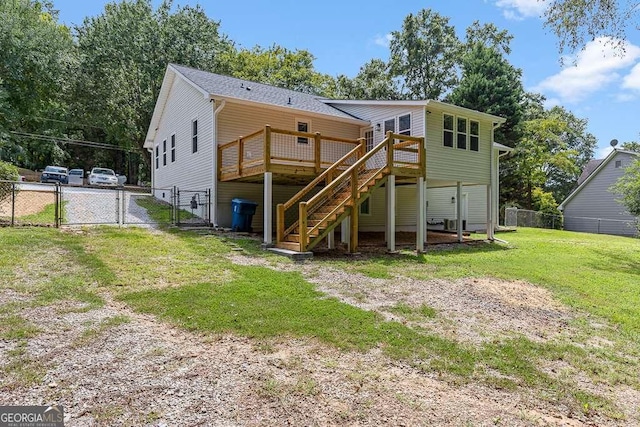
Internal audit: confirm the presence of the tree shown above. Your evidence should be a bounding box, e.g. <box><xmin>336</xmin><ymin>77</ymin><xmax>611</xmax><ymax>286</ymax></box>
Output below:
<box><xmin>0</xmin><ymin>0</ymin><xmax>76</xmax><ymax>168</ymax></box>
<box><xmin>389</xmin><ymin>9</ymin><xmax>460</xmax><ymax>100</ymax></box>
<box><xmin>333</xmin><ymin>59</ymin><xmax>400</xmax><ymax>100</ymax></box>
<box><xmin>227</xmin><ymin>45</ymin><xmax>331</xmax><ymax>95</ymax></box>
<box><xmin>610</xmin><ymin>158</ymin><xmax>640</xmax><ymax>229</ymax></box>
<box><xmin>543</xmin><ymin>106</ymin><xmax>597</xmax><ymax>202</ymax></box>
<box><xmin>510</xmin><ymin>117</ymin><xmax>579</xmax><ymax>209</ymax></box>
<box><xmin>73</xmin><ymin>0</ymin><xmax>233</xmax><ymax>174</ymax></box>
<box><xmin>621</xmin><ymin>141</ymin><xmax>640</xmax><ymax>152</ymax></box>
<box><xmin>544</xmin><ymin>0</ymin><xmax>639</xmax><ymax>55</ymax></box>
<box><xmin>464</xmin><ymin>21</ymin><xmax>513</xmax><ymax>55</ymax></box>
<box><xmin>447</xmin><ymin>43</ymin><xmax>524</xmax><ymax>147</ymax></box>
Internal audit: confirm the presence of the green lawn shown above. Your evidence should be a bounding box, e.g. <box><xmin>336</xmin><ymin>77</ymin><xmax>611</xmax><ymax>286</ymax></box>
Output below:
<box><xmin>1</xmin><ymin>226</ymin><xmax>638</xmax><ymax>419</ymax></box>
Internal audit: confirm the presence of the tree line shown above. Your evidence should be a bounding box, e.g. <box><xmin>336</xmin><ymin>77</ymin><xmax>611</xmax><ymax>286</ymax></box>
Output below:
<box><xmin>0</xmin><ymin>0</ymin><xmax>626</xmax><ymax>213</ymax></box>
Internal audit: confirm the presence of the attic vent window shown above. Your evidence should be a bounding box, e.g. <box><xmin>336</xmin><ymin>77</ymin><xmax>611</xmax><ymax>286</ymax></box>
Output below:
<box><xmin>615</xmin><ymin>160</ymin><xmax>622</xmax><ymax>168</ymax></box>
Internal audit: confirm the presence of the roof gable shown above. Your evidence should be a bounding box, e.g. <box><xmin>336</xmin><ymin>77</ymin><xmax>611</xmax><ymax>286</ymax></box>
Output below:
<box><xmin>559</xmin><ymin>149</ymin><xmax>639</xmax><ymax>209</ymax></box>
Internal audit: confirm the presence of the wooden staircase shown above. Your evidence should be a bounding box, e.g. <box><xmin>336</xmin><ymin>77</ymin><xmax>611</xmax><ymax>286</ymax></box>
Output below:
<box><xmin>276</xmin><ymin>132</ymin><xmax>425</xmax><ymax>253</ymax></box>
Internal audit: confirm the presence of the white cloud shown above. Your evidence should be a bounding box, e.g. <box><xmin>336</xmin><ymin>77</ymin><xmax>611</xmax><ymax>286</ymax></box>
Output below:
<box><xmin>622</xmin><ymin>63</ymin><xmax>640</xmax><ymax>90</ymax></box>
<box><xmin>374</xmin><ymin>33</ymin><xmax>392</xmax><ymax>48</ymax></box>
<box><xmin>495</xmin><ymin>0</ymin><xmax>547</xmax><ymax>20</ymax></box>
<box><xmin>615</xmin><ymin>92</ymin><xmax>637</xmax><ymax>102</ymax></box>
<box><xmin>533</xmin><ymin>37</ymin><xmax>640</xmax><ymax>103</ymax></box>
<box><xmin>597</xmin><ymin>145</ymin><xmax>614</xmax><ymax>159</ymax></box>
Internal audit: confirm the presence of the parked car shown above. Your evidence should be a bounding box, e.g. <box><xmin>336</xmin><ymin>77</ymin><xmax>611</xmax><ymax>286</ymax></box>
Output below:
<box><xmin>68</xmin><ymin>168</ymin><xmax>85</xmax><ymax>186</ymax></box>
<box><xmin>88</xmin><ymin>167</ymin><xmax>118</xmax><ymax>187</ymax></box>
<box><xmin>40</xmin><ymin>166</ymin><xmax>68</xmax><ymax>184</ymax></box>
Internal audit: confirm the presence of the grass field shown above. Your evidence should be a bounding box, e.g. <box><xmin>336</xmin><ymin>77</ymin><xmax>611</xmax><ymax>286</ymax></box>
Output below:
<box><xmin>1</xmin><ymin>226</ymin><xmax>638</xmax><ymax>420</ymax></box>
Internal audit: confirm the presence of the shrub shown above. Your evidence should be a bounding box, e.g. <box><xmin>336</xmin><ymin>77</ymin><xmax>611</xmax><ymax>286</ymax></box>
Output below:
<box><xmin>0</xmin><ymin>160</ymin><xmax>19</xmax><ymax>203</ymax></box>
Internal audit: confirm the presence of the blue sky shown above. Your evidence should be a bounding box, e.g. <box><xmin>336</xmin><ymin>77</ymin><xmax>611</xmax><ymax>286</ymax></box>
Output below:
<box><xmin>54</xmin><ymin>0</ymin><xmax>640</xmax><ymax>158</ymax></box>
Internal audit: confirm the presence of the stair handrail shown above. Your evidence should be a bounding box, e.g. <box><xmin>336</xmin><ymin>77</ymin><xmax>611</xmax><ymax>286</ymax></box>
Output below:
<box><xmin>276</xmin><ymin>141</ymin><xmax>364</xmax><ymax>243</ymax></box>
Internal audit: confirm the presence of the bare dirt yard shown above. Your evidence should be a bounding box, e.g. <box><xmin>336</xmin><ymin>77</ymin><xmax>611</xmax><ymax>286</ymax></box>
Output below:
<box><xmin>1</xmin><ymin>231</ymin><xmax>638</xmax><ymax>426</ymax></box>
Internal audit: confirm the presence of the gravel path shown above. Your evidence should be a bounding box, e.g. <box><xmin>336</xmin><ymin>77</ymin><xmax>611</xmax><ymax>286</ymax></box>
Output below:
<box><xmin>62</xmin><ymin>189</ymin><xmax>156</xmax><ymax>226</ymax></box>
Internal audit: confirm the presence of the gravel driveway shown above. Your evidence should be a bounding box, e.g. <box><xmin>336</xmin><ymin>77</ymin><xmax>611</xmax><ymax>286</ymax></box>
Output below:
<box><xmin>62</xmin><ymin>187</ymin><xmax>155</xmax><ymax>226</ymax></box>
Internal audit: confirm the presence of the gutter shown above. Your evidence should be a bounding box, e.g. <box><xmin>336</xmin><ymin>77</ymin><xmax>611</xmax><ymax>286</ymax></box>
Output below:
<box><xmin>211</xmin><ymin>99</ymin><xmax>226</xmax><ymax>227</ymax></box>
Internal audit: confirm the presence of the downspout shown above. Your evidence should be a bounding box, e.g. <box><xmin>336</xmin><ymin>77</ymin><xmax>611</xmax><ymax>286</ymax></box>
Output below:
<box><xmin>211</xmin><ymin>99</ymin><xmax>226</xmax><ymax>227</ymax></box>
<box><xmin>147</xmin><ymin>148</ymin><xmax>154</xmax><ymax>191</ymax></box>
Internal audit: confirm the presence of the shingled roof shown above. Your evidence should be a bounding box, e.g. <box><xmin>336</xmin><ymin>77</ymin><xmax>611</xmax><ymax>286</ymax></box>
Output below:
<box><xmin>171</xmin><ymin>64</ymin><xmax>361</xmax><ymax>122</ymax></box>
<box><xmin>577</xmin><ymin>159</ymin><xmax>603</xmax><ymax>186</ymax></box>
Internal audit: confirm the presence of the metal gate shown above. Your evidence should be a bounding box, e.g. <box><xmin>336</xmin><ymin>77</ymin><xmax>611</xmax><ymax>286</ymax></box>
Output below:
<box><xmin>1</xmin><ymin>181</ymin><xmax>210</xmax><ymax>228</ymax></box>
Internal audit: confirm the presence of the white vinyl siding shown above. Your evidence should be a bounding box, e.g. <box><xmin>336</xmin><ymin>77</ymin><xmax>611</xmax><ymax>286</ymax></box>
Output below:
<box><xmin>152</xmin><ymin>76</ymin><xmax>213</xmax><ymax>200</ymax></box>
<box><xmin>563</xmin><ymin>151</ymin><xmax>638</xmax><ymax>236</ymax></box>
<box><xmin>425</xmin><ymin>106</ymin><xmax>492</xmax><ymax>185</ymax></box>
<box><xmin>358</xmin><ymin>184</ymin><xmax>488</xmax><ymax>232</ymax></box>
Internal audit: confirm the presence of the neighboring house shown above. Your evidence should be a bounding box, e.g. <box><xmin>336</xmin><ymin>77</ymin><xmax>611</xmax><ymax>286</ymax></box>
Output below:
<box><xmin>559</xmin><ymin>149</ymin><xmax>639</xmax><ymax>236</ymax></box>
<box><xmin>144</xmin><ymin>64</ymin><xmax>511</xmax><ymax>253</ymax></box>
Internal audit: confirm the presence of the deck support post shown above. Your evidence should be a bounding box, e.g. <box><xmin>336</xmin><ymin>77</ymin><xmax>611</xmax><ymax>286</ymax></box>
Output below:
<box><xmin>457</xmin><ymin>181</ymin><xmax>463</xmax><ymax>243</ymax></box>
<box><xmin>349</xmin><ymin>206</ymin><xmax>359</xmax><ymax>253</ymax></box>
<box><xmin>486</xmin><ymin>184</ymin><xmax>493</xmax><ymax>240</ymax></box>
<box><xmin>416</xmin><ymin>176</ymin><xmax>425</xmax><ymax>253</ymax></box>
<box><xmin>263</xmin><ymin>172</ymin><xmax>273</xmax><ymax>245</ymax></box>
<box><xmin>387</xmin><ymin>174</ymin><xmax>396</xmax><ymax>252</ymax></box>
<box><xmin>327</xmin><ymin>229</ymin><xmax>335</xmax><ymax>249</ymax></box>
<box><xmin>341</xmin><ymin>217</ymin><xmax>349</xmax><ymax>244</ymax></box>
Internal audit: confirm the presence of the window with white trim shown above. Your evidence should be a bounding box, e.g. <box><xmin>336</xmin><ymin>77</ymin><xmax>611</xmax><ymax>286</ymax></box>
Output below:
<box><xmin>364</xmin><ymin>129</ymin><xmax>374</xmax><ymax>152</ymax></box>
<box><xmin>615</xmin><ymin>160</ymin><xmax>622</xmax><ymax>168</ymax></box>
<box><xmin>398</xmin><ymin>114</ymin><xmax>411</xmax><ymax>136</ymax></box>
<box><xmin>457</xmin><ymin>117</ymin><xmax>467</xmax><ymax>150</ymax></box>
<box><xmin>296</xmin><ymin>119</ymin><xmax>310</xmax><ymax>144</ymax></box>
<box><xmin>384</xmin><ymin>118</ymin><xmax>395</xmax><ymax>134</ymax></box>
<box><xmin>192</xmin><ymin>119</ymin><xmax>198</xmax><ymax>153</ymax></box>
<box><xmin>162</xmin><ymin>139</ymin><xmax>167</xmax><ymax>166</ymax></box>
<box><xmin>443</xmin><ymin>114</ymin><xmax>454</xmax><ymax>148</ymax></box>
<box><xmin>470</xmin><ymin>120</ymin><xmax>479</xmax><ymax>151</ymax></box>
<box><xmin>155</xmin><ymin>145</ymin><xmax>159</xmax><ymax>169</ymax></box>
<box><xmin>171</xmin><ymin>134</ymin><xmax>176</xmax><ymax>162</ymax></box>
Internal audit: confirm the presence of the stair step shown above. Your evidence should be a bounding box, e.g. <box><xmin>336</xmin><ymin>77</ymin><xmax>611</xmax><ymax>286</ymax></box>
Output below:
<box><xmin>276</xmin><ymin>241</ymin><xmax>301</xmax><ymax>251</ymax></box>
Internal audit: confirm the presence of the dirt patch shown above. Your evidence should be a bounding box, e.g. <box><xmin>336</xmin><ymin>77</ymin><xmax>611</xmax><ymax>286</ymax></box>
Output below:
<box><xmin>1</xmin><ymin>299</ymin><xmax>602</xmax><ymax>426</ymax></box>
<box><xmin>227</xmin><ymin>253</ymin><xmax>573</xmax><ymax>344</ymax></box>
<box><xmin>0</xmin><ymin>189</ymin><xmax>56</xmax><ymax>218</ymax></box>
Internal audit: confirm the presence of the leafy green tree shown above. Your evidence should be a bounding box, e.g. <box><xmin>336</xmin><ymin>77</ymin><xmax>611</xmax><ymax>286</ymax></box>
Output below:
<box><xmin>621</xmin><ymin>141</ymin><xmax>640</xmax><ymax>152</ymax></box>
<box><xmin>510</xmin><ymin>117</ymin><xmax>579</xmax><ymax>209</ymax></box>
<box><xmin>544</xmin><ymin>0</ymin><xmax>639</xmax><ymax>57</ymax></box>
<box><xmin>228</xmin><ymin>45</ymin><xmax>331</xmax><ymax>94</ymax></box>
<box><xmin>73</xmin><ymin>0</ymin><xmax>233</xmax><ymax>172</ymax></box>
<box><xmin>0</xmin><ymin>160</ymin><xmax>19</xmax><ymax>203</ymax></box>
<box><xmin>0</xmin><ymin>0</ymin><xmax>76</xmax><ymax>168</ymax></box>
<box><xmin>543</xmin><ymin>106</ymin><xmax>597</xmax><ymax>201</ymax></box>
<box><xmin>447</xmin><ymin>43</ymin><xmax>524</xmax><ymax>147</ymax></box>
<box><xmin>389</xmin><ymin>9</ymin><xmax>460</xmax><ymax>100</ymax></box>
<box><xmin>610</xmin><ymin>158</ymin><xmax>640</xmax><ymax>230</ymax></box>
<box><xmin>333</xmin><ymin>59</ymin><xmax>400</xmax><ymax>100</ymax></box>
<box><xmin>464</xmin><ymin>21</ymin><xmax>513</xmax><ymax>55</ymax></box>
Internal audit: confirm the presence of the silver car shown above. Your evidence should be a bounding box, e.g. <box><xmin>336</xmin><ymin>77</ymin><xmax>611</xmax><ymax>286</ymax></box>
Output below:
<box><xmin>68</xmin><ymin>169</ymin><xmax>84</xmax><ymax>186</ymax></box>
<box><xmin>88</xmin><ymin>167</ymin><xmax>118</xmax><ymax>187</ymax></box>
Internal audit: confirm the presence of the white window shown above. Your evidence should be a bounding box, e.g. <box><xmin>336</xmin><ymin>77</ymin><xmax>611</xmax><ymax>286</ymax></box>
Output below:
<box><xmin>162</xmin><ymin>139</ymin><xmax>167</xmax><ymax>166</ymax></box>
<box><xmin>470</xmin><ymin>120</ymin><xmax>479</xmax><ymax>152</ymax></box>
<box><xmin>155</xmin><ymin>145</ymin><xmax>159</xmax><ymax>169</ymax></box>
<box><xmin>384</xmin><ymin>118</ymin><xmax>395</xmax><ymax>134</ymax></box>
<box><xmin>192</xmin><ymin>119</ymin><xmax>198</xmax><ymax>153</ymax></box>
<box><xmin>363</xmin><ymin>129</ymin><xmax>374</xmax><ymax>152</ymax></box>
<box><xmin>457</xmin><ymin>117</ymin><xmax>467</xmax><ymax>150</ymax></box>
<box><xmin>443</xmin><ymin>114</ymin><xmax>454</xmax><ymax>148</ymax></box>
<box><xmin>398</xmin><ymin>114</ymin><xmax>411</xmax><ymax>136</ymax></box>
<box><xmin>296</xmin><ymin>119</ymin><xmax>310</xmax><ymax>144</ymax></box>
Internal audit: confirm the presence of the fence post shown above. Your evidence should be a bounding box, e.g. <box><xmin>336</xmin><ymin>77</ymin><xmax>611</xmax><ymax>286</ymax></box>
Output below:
<box><xmin>120</xmin><ymin>188</ymin><xmax>125</xmax><ymax>226</ymax></box>
<box><xmin>55</xmin><ymin>183</ymin><xmax>60</xmax><ymax>227</ymax></box>
<box><xmin>207</xmin><ymin>188</ymin><xmax>211</xmax><ymax>226</ymax></box>
<box><xmin>177</xmin><ymin>188</ymin><xmax>181</xmax><ymax>226</ymax></box>
<box><xmin>11</xmin><ymin>182</ymin><xmax>16</xmax><ymax>226</ymax></box>
<box><xmin>597</xmin><ymin>219</ymin><xmax>601</xmax><ymax>234</ymax></box>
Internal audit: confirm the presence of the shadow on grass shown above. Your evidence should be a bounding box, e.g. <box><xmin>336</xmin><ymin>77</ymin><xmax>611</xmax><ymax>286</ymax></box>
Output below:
<box><xmin>589</xmin><ymin>248</ymin><xmax>640</xmax><ymax>277</ymax></box>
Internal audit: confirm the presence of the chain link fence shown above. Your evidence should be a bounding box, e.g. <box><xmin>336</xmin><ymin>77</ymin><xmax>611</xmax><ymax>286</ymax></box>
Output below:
<box><xmin>0</xmin><ymin>181</ymin><xmax>210</xmax><ymax>228</ymax></box>
<box><xmin>505</xmin><ymin>207</ymin><xmax>638</xmax><ymax>236</ymax></box>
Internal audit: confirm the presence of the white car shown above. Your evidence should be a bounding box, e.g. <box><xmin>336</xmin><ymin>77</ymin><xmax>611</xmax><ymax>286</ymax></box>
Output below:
<box><xmin>88</xmin><ymin>167</ymin><xmax>118</xmax><ymax>187</ymax></box>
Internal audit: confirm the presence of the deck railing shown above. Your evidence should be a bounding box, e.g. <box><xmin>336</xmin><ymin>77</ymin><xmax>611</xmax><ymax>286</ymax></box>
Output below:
<box><xmin>277</xmin><ymin>131</ymin><xmax>425</xmax><ymax>251</ymax></box>
<box><xmin>218</xmin><ymin>125</ymin><xmax>361</xmax><ymax>181</ymax></box>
